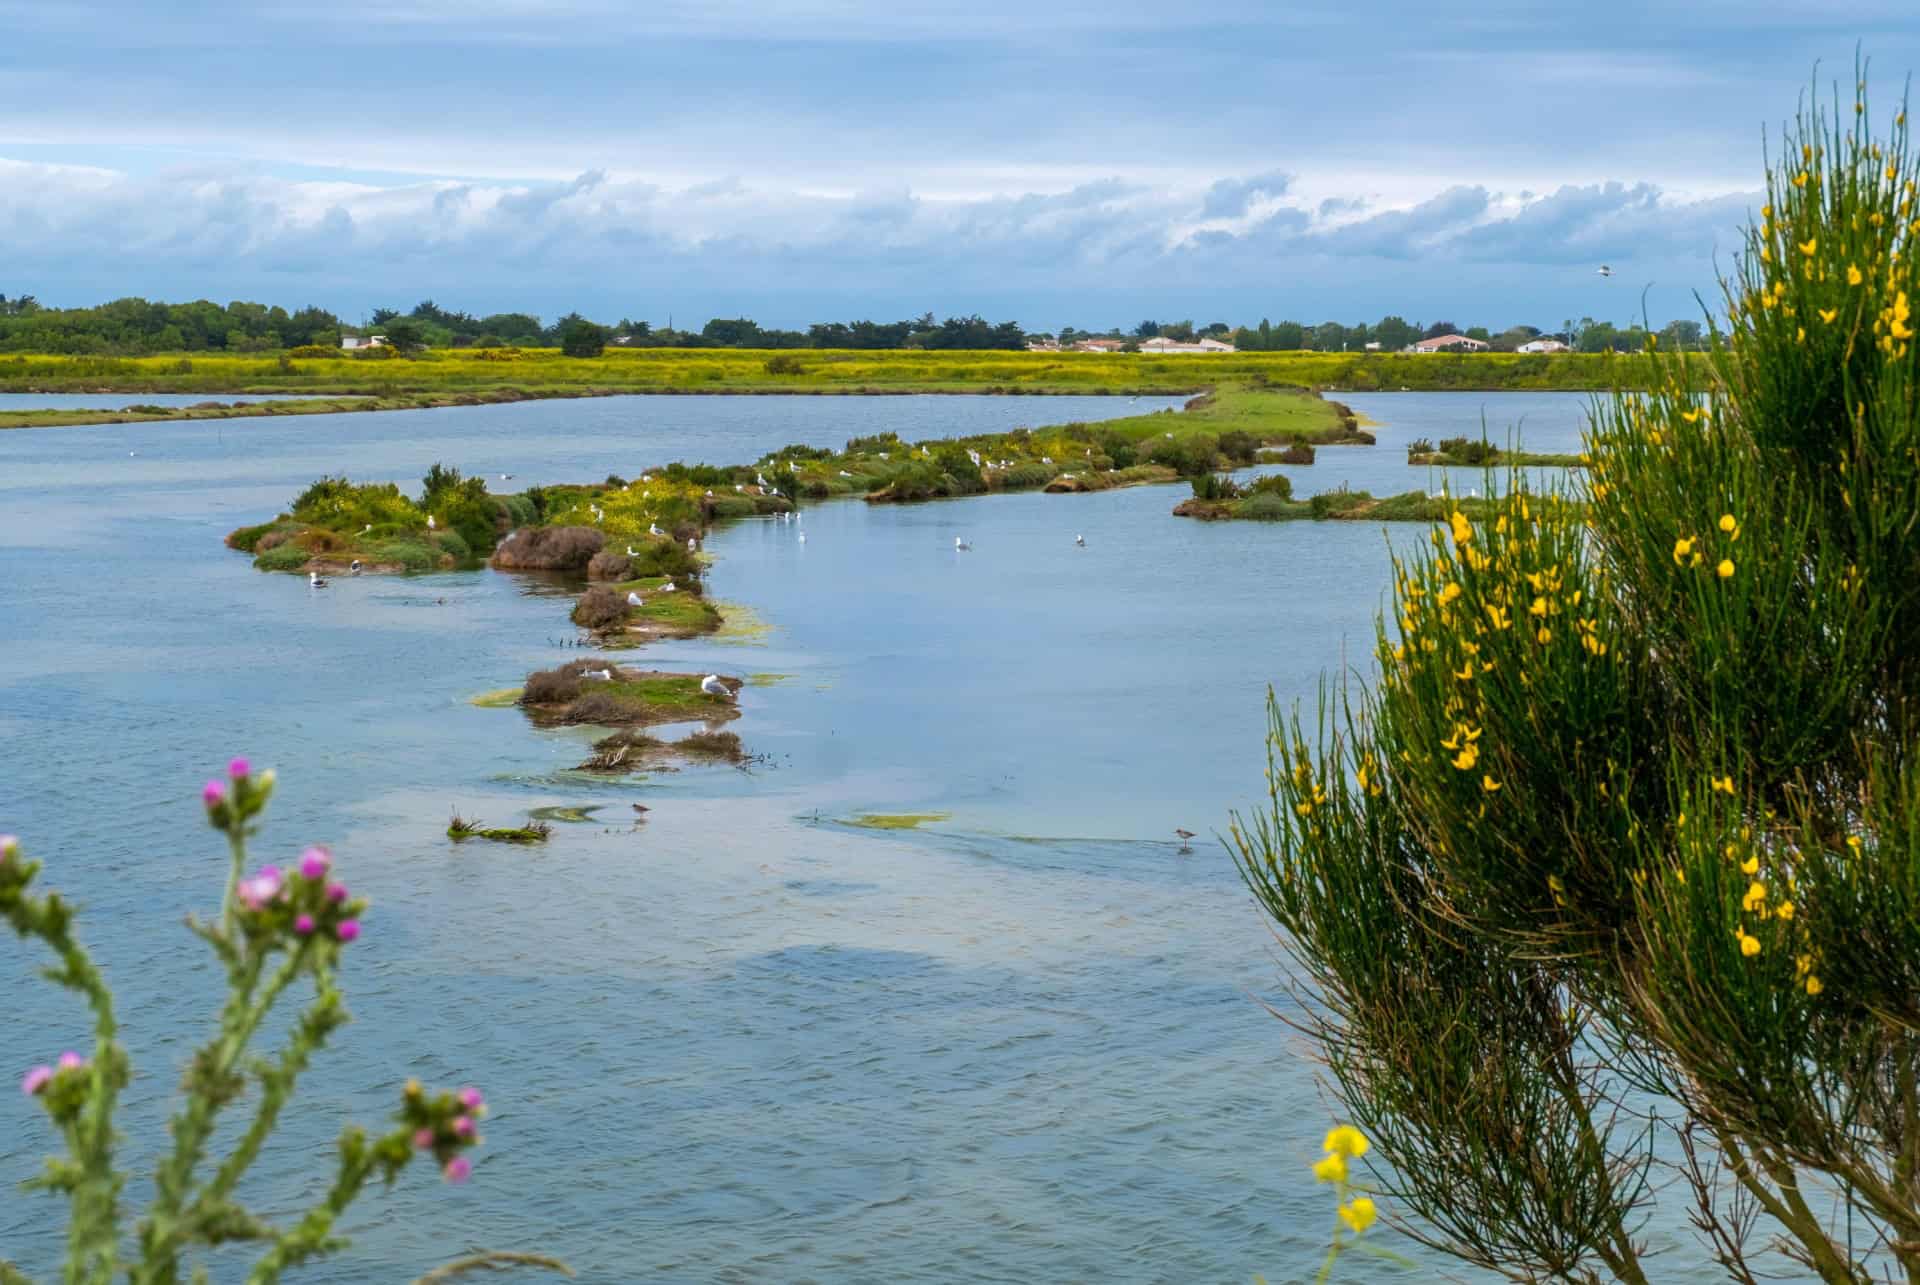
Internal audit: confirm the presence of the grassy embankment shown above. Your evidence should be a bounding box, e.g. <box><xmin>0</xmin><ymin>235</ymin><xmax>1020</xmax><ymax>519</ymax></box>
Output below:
<box><xmin>1</xmin><ymin>348</ymin><xmax>1676</xmax><ymax>429</ymax></box>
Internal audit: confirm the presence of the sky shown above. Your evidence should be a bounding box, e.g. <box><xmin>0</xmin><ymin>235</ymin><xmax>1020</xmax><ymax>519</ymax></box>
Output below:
<box><xmin>2</xmin><ymin>1</ymin><xmax>1916</xmax><ymax>332</ymax></box>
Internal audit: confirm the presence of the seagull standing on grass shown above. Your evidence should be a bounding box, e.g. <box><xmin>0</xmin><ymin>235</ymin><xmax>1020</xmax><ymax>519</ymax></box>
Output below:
<box><xmin>627</xmin><ymin>592</ymin><xmax>645</xmax><ymax>606</ymax></box>
<box><xmin>661</xmin><ymin>580</ymin><xmax>676</xmax><ymax>592</ymax></box>
<box><xmin>700</xmin><ymin>674</ymin><xmax>732</xmax><ymax>700</ymax></box>
<box><xmin>649</xmin><ymin>522</ymin><xmax>663</xmax><ymax>536</ymax></box>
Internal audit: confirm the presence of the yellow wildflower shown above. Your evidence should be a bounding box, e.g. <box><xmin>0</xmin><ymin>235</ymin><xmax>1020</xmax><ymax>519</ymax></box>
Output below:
<box><xmin>1799</xmin><ymin>237</ymin><xmax>1818</xmax><ymax>256</ymax></box>
<box><xmin>1449</xmin><ymin>510</ymin><xmax>1472</xmax><ymax>546</ymax></box>
<box><xmin>1739</xmin><ymin>932</ymin><xmax>1762</xmax><ymax>957</ymax></box>
<box><xmin>1536</xmin><ymin>626</ymin><xmax>1552</xmax><ymax>645</ymax></box>
<box><xmin>1740</xmin><ymin>854</ymin><xmax>1760</xmax><ymax>875</ymax></box>
<box><xmin>1437</xmin><ymin>581</ymin><xmax>1462</xmax><ymax>606</ymax></box>
<box><xmin>1717</xmin><ymin>558</ymin><xmax>1735</xmax><ymax>579</ymax></box>
<box><xmin>1712</xmin><ymin>775</ymin><xmax>1735</xmax><ymax>794</ymax></box>
<box><xmin>1324</xmin><ymin>1125</ymin><xmax>1370</xmax><ymax>1158</ymax></box>
<box><xmin>1776</xmin><ymin>900</ymin><xmax>1795</xmax><ymax>921</ymax></box>
<box><xmin>1848</xmin><ymin>263</ymin><xmax>1864</xmax><ymax>286</ymax></box>
<box><xmin>1313</xmin><ymin>1152</ymin><xmax>1348</xmax><ymax>1184</ymax></box>
<box><xmin>1806</xmin><ymin>976</ymin><xmax>1824</xmax><ymax>996</ymax></box>
<box><xmin>1338</xmin><ymin>1197</ymin><xmax>1378</xmax><ymax>1234</ymax></box>
<box><xmin>1742</xmin><ymin>880</ymin><xmax>1768</xmax><ymax>912</ymax></box>
<box><xmin>1718</xmin><ymin>513</ymin><xmax>1738</xmax><ymax>536</ymax></box>
<box><xmin>1847</xmin><ymin>834</ymin><xmax>1863</xmax><ymax>853</ymax></box>
<box><xmin>1482</xmin><ymin>775</ymin><xmax>1502</xmax><ymax>793</ymax></box>
<box><xmin>1451</xmin><ymin>744</ymin><xmax>1480</xmax><ymax>771</ymax></box>
<box><xmin>1673</xmin><ymin>536</ymin><xmax>1695</xmax><ymax>565</ymax></box>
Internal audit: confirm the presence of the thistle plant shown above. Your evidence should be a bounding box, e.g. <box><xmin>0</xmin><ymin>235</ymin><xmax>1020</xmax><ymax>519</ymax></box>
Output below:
<box><xmin>1</xmin><ymin>760</ymin><xmax>505</xmax><ymax>1284</ymax></box>
<box><xmin>1235</xmin><ymin>67</ymin><xmax>1920</xmax><ymax>1284</ymax></box>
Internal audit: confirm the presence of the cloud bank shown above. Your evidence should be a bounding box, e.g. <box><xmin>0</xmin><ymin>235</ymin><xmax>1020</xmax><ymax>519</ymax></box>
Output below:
<box><xmin>0</xmin><ymin>158</ymin><xmax>1755</xmax><ymax>326</ymax></box>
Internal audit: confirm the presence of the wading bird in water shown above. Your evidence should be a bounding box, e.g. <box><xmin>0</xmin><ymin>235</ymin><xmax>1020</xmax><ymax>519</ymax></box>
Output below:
<box><xmin>1174</xmin><ymin>828</ymin><xmax>1195</xmax><ymax>853</ymax></box>
<box><xmin>955</xmin><ymin>537</ymin><xmax>971</xmax><ymax>551</ymax></box>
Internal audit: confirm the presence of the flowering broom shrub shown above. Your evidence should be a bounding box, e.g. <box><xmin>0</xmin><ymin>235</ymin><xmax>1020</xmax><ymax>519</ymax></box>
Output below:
<box><xmin>1235</xmin><ymin>72</ymin><xmax>1920</xmax><ymax>1283</ymax></box>
<box><xmin>0</xmin><ymin>761</ymin><xmax>549</xmax><ymax>1284</ymax></box>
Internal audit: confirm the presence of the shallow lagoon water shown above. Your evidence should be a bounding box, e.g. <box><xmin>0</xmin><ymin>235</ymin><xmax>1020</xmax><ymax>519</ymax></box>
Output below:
<box><xmin>0</xmin><ymin>391</ymin><xmax>1645</xmax><ymax>1282</ymax></box>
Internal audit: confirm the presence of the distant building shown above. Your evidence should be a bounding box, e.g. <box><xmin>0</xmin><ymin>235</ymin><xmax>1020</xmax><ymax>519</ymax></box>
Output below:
<box><xmin>1137</xmin><ymin>336</ymin><xmax>1237</xmax><ymax>354</ymax></box>
<box><xmin>340</xmin><ymin>334</ymin><xmax>386</xmax><ymax>350</ymax></box>
<box><xmin>1026</xmin><ymin>338</ymin><xmax>1062</xmax><ymax>352</ymax></box>
<box><xmin>1363</xmin><ymin>341</ymin><xmax>1382</xmax><ymax>351</ymax></box>
<box><xmin>1408</xmin><ymin>334</ymin><xmax>1490</xmax><ymax>354</ymax></box>
<box><xmin>1074</xmin><ymin>338</ymin><xmax>1130</xmax><ymax>352</ymax></box>
<box><xmin>1517</xmin><ymin>338</ymin><xmax>1570</xmax><ymax>354</ymax></box>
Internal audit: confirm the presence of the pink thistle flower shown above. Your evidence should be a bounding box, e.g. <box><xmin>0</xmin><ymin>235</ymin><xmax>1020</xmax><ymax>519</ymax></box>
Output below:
<box><xmin>228</xmin><ymin>757</ymin><xmax>251</xmax><ymax>780</ymax></box>
<box><xmin>325</xmin><ymin>882</ymin><xmax>348</xmax><ymax>903</ymax></box>
<box><xmin>443</xmin><ymin>1156</ymin><xmax>471</xmax><ymax>1184</ymax></box>
<box><xmin>458</xmin><ymin>1087</ymin><xmax>484</xmax><ymax>1111</ymax></box>
<box><xmin>299</xmin><ymin>847</ymin><xmax>331</xmax><ymax>880</ymax></box>
<box><xmin>202</xmin><ymin>780</ymin><xmax>226</xmax><ymax>808</ymax></box>
<box><xmin>56</xmin><ymin>1051</ymin><xmax>85</xmax><ymax>1071</ymax></box>
<box><xmin>453</xmin><ymin>1115</ymin><xmax>475</xmax><ymax>1138</ymax></box>
<box><xmin>238</xmin><ymin>868</ymin><xmax>283</xmax><ymax>910</ymax></box>
<box><xmin>335</xmin><ymin>920</ymin><xmax>361</xmax><ymax>943</ymax></box>
<box><xmin>294</xmin><ymin>914</ymin><xmax>316</xmax><ymax>936</ymax></box>
<box><xmin>413</xmin><ymin>1127</ymin><xmax>435</xmax><ymax>1149</ymax></box>
<box><xmin>21</xmin><ymin>1065</ymin><xmax>52</xmax><ymax>1096</ymax></box>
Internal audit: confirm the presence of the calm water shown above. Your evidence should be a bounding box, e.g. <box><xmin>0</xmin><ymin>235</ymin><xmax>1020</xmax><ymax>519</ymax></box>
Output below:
<box><xmin>0</xmin><ymin>392</ymin><xmax>354</xmax><ymax>411</ymax></box>
<box><xmin>0</xmin><ymin>392</ymin><xmax>1650</xmax><ymax>1282</ymax></box>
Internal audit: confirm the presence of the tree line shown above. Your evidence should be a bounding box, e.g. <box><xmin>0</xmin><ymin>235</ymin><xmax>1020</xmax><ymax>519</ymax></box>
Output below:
<box><xmin>0</xmin><ymin>295</ymin><xmax>1030</xmax><ymax>355</ymax></box>
<box><xmin>0</xmin><ymin>291</ymin><xmax>1706</xmax><ymax>355</ymax></box>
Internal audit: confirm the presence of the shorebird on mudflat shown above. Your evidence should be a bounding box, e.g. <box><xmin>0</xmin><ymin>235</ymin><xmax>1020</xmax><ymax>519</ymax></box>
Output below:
<box><xmin>1174</xmin><ymin>828</ymin><xmax>1195</xmax><ymax>853</ymax></box>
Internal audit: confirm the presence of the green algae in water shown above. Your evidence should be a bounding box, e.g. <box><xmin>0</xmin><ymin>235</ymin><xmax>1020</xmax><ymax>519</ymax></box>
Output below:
<box><xmin>469</xmin><ymin>687</ymin><xmax>523</xmax><ymax>708</ymax></box>
<box><xmin>528</xmin><ymin>805</ymin><xmax>604</xmax><ymax>823</ymax></box>
<box><xmin>844</xmin><ymin>812</ymin><xmax>952</xmax><ymax>830</ymax></box>
<box><xmin>746</xmin><ymin>672</ymin><xmax>790</xmax><ymax>687</ymax></box>
<box><xmin>713</xmin><ymin>601</ymin><xmax>773</xmax><ymax>645</ymax></box>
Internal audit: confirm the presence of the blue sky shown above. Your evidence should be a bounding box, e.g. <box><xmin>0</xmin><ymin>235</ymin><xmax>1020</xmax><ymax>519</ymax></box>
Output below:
<box><xmin>2</xmin><ymin>1</ymin><xmax>1915</xmax><ymax>331</ymax></box>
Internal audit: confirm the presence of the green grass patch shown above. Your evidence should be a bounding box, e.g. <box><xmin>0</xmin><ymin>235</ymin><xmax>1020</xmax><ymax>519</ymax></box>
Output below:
<box><xmin>468</xmin><ymin>688</ymin><xmax>523</xmax><ymax>708</ymax></box>
<box><xmin>447</xmin><ymin>813</ymin><xmax>552</xmax><ymax>844</ymax></box>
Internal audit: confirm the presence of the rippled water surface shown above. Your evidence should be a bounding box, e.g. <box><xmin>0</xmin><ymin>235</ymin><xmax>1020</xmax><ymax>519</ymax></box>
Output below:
<box><xmin>0</xmin><ymin>391</ymin><xmax>1616</xmax><ymax>1282</ymax></box>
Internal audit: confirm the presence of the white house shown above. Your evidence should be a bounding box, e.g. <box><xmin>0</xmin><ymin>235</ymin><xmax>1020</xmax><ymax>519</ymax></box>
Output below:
<box><xmin>339</xmin><ymin>334</ymin><xmax>387</xmax><ymax>350</ymax></box>
<box><xmin>1408</xmin><ymin>334</ymin><xmax>1490</xmax><ymax>354</ymax></box>
<box><xmin>1137</xmin><ymin>336</ymin><xmax>1237</xmax><ymax>354</ymax></box>
<box><xmin>1517</xmin><ymin>338</ymin><xmax>1570</xmax><ymax>354</ymax></box>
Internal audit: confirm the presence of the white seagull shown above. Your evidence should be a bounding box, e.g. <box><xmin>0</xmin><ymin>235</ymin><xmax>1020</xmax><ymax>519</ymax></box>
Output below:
<box><xmin>660</xmin><ymin>580</ymin><xmax>676</xmax><ymax>592</ymax></box>
<box><xmin>700</xmin><ymin>674</ymin><xmax>732</xmax><ymax>700</ymax></box>
<box><xmin>1075</xmin><ymin>534</ymin><xmax>1086</xmax><ymax>547</ymax></box>
<box><xmin>308</xmin><ymin>571</ymin><xmax>329</xmax><ymax>588</ymax></box>
<box><xmin>350</xmin><ymin>559</ymin><xmax>363</xmax><ymax>574</ymax></box>
<box><xmin>687</xmin><ymin>537</ymin><xmax>698</xmax><ymax>552</ymax></box>
<box><xmin>955</xmin><ymin>536</ymin><xmax>972</xmax><ymax>551</ymax></box>
<box><xmin>627</xmin><ymin>592</ymin><xmax>645</xmax><ymax>606</ymax></box>
<box><xmin>583</xmin><ymin>668</ymin><xmax>613</xmax><ymax>681</ymax></box>
<box><xmin>649</xmin><ymin>522</ymin><xmax>663</xmax><ymax>536</ymax></box>
<box><xmin>1596</xmin><ymin>265</ymin><xmax>1614</xmax><ymax>277</ymax></box>
<box><xmin>627</xmin><ymin>545</ymin><xmax>638</xmax><ymax>557</ymax></box>
<box><xmin>500</xmin><ymin>473</ymin><xmax>513</xmax><ymax>481</ymax></box>
<box><xmin>798</xmin><ymin>531</ymin><xmax>807</xmax><ymax>543</ymax></box>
